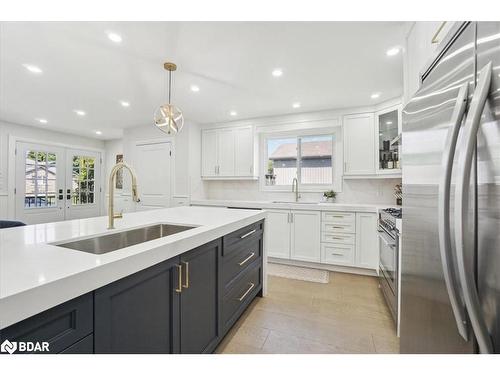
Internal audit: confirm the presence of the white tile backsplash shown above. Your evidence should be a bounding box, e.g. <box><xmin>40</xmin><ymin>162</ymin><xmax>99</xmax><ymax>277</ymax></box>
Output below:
<box><xmin>204</xmin><ymin>178</ymin><xmax>401</xmax><ymax>205</ymax></box>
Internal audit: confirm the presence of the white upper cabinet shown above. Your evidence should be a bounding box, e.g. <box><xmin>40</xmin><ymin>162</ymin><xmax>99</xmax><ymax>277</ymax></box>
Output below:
<box><xmin>343</xmin><ymin>113</ymin><xmax>376</xmax><ymax>176</ymax></box>
<box><xmin>404</xmin><ymin>22</ymin><xmax>456</xmax><ymax>104</ymax></box>
<box><xmin>201</xmin><ymin>125</ymin><xmax>256</xmax><ymax>179</ymax></box>
<box><xmin>217</xmin><ymin>128</ymin><xmax>235</xmax><ymax>176</ymax></box>
<box><xmin>234</xmin><ymin>126</ymin><xmax>254</xmax><ymax>176</ymax></box>
<box><xmin>202</xmin><ymin>129</ymin><xmax>218</xmax><ymax>177</ymax></box>
<box><xmin>375</xmin><ymin>104</ymin><xmax>402</xmax><ymax>175</ymax></box>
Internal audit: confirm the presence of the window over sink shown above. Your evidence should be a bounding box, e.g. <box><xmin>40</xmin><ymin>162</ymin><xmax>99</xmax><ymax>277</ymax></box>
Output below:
<box><xmin>260</xmin><ymin>128</ymin><xmax>342</xmax><ymax>192</ymax></box>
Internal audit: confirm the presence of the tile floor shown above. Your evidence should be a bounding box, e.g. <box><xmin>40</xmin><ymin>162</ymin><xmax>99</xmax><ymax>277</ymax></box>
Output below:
<box><xmin>216</xmin><ymin>272</ymin><xmax>400</xmax><ymax>354</ymax></box>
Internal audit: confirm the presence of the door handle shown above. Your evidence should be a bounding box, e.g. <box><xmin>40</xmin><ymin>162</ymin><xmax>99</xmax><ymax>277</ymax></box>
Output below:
<box><xmin>181</xmin><ymin>261</ymin><xmax>189</xmax><ymax>288</ymax></box>
<box><xmin>175</xmin><ymin>264</ymin><xmax>182</xmax><ymax>293</ymax></box>
<box><xmin>455</xmin><ymin>62</ymin><xmax>493</xmax><ymax>354</ymax></box>
<box><xmin>438</xmin><ymin>82</ymin><xmax>469</xmax><ymax>341</ymax></box>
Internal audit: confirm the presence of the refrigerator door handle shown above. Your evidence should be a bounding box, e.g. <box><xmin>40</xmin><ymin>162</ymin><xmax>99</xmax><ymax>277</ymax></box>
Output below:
<box><xmin>455</xmin><ymin>62</ymin><xmax>494</xmax><ymax>354</ymax></box>
<box><xmin>438</xmin><ymin>82</ymin><xmax>469</xmax><ymax>341</ymax></box>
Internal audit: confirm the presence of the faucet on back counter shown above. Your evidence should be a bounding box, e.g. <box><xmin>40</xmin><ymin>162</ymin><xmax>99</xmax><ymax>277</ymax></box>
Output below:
<box><xmin>108</xmin><ymin>162</ymin><xmax>141</xmax><ymax>229</ymax></box>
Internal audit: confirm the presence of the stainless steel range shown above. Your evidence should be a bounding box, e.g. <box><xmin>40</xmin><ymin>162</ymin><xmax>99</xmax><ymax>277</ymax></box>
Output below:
<box><xmin>378</xmin><ymin>208</ymin><xmax>401</xmax><ymax>330</ymax></box>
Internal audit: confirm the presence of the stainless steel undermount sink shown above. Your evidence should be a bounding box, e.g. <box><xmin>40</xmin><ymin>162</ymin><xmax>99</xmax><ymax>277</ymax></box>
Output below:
<box><xmin>56</xmin><ymin>223</ymin><xmax>196</xmax><ymax>255</ymax></box>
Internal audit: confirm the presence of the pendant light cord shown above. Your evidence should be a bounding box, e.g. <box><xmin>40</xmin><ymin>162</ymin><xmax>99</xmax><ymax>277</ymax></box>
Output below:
<box><xmin>168</xmin><ymin>70</ymin><xmax>172</xmax><ymax>104</ymax></box>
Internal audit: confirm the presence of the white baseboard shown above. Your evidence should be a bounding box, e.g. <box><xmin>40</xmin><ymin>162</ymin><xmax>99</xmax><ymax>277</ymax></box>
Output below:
<box><xmin>267</xmin><ymin>257</ymin><xmax>378</xmax><ymax>277</ymax></box>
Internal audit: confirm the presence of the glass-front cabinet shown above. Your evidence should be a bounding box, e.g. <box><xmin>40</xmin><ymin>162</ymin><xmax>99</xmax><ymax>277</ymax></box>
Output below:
<box><xmin>376</xmin><ymin>105</ymin><xmax>402</xmax><ymax>175</ymax></box>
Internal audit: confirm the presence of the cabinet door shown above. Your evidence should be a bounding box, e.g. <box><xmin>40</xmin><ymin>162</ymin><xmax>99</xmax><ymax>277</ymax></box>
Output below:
<box><xmin>217</xmin><ymin>128</ymin><xmax>235</xmax><ymax>176</ymax></box>
<box><xmin>234</xmin><ymin>126</ymin><xmax>254</xmax><ymax>176</ymax></box>
<box><xmin>355</xmin><ymin>212</ymin><xmax>379</xmax><ymax>270</ymax></box>
<box><xmin>265</xmin><ymin>210</ymin><xmax>291</xmax><ymax>259</ymax></box>
<box><xmin>94</xmin><ymin>257</ymin><xmax>181</xmax><ymax>353</ymax></box>
<box><xmin>179</xmin><ymin>240</ymin><xmax>221</xmax><ymax>354</ymax></box>
<box><xmin>375</xmin><ymin>105</ymin><xmax>402</xmax><ymax>175</ymax></box>
<box><xmin>202</xmin><ymin>129</ymin><xmax>218</xmax><ymax>176</ymax></box>
<box><xmin>343</xmin><ymin>113</ymin><xmax>375</xmax><ymax>175</ymax></box>
<box><xmin>290</xmin><ymin>210</ymin><xmax>321</xmax><ymax>262</ymax></box>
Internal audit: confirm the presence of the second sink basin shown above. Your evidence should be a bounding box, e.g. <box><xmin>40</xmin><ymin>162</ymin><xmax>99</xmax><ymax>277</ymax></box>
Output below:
<box><xmin>56</xmin><ymin>223</ymin><xmax>196</xmax><ymax>255</ymax></box>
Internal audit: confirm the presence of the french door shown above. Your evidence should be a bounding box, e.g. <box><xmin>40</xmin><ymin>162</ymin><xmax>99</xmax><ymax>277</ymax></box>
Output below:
<box><xmin>15</xmin><ymin>141</ymin><xmax>102</xmax><ymax>224</ymax></box>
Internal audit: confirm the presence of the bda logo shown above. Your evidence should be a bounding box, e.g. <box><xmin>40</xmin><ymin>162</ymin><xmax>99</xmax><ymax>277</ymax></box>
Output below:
<box><xmin>1</xmin><ymin>339</ymin><xmax>17</xmax><ymax>354</ymax></box>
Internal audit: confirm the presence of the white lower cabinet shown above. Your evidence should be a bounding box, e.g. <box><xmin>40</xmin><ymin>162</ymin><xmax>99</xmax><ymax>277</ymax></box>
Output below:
<box><xmin>265</xmin><ymin>209</ymin><xmax>320</xmax><ymax>262</ymax></box>
<box><xmin>290</xmin><ymin>210</ymin><xmax>321</xmax><ymax>262</ymax></box>
<box><xmin>266</xmin><ymin>209</ymin><xmax>379</xmax><ymax>272</ymax></box>
<box><xmin>266</xmin><ymin>210</ymin><xmax>291</xmax><ymax>259</ymax></box>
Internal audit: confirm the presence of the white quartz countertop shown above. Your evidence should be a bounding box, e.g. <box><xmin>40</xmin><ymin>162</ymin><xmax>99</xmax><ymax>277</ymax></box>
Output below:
<box><xmin>191</xmin><ymin>199</ymin><xmax>394</xmax><ymax>213</ymax></box>
<box><xmin>0</xmin><ymin>206</ymin><xmax>266</xmax><ymax>329</ymax></box>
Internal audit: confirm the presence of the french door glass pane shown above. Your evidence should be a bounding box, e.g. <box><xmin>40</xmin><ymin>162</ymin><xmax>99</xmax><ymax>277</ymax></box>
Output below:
<box><xmin>72</xmin><ymin>155</ymin><xmax>96</xmax><ymax>205</ymax></box>
<box><xmin>266</xmin><ymin>137</ymin><xmax>297</xmax><ymax>186</ymax></box>
<box><xmin>24</xmin><ymin>150</ymin><xmax>58</xmax><ymax>208</ymax></box>
<box><xmin>299</xmin><ymin>135</ymin><xmax>333</xmax><ymax>185</ymax></box>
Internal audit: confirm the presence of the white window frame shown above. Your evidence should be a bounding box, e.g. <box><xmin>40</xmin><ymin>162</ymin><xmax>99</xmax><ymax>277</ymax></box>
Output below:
<box><xmin>259</xmin><ymin>127</ymin><xmax>343</xmax><ymax>193</ymax></box>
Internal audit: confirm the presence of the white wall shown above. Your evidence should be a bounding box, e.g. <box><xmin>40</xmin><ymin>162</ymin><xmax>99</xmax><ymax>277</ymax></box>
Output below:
<box><xmin>0</xmin><ymin>120</ymin><xmax>105</xmax><ymax>219</ymax></box>
<box><xmin>200</xmin><ymin>101</ymin><xmax>402</xmax><ymax>205</ymax></box>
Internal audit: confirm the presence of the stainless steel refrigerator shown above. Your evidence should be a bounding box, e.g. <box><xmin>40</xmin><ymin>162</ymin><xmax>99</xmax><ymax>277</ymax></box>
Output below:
<box><xmin>401</xmin><ymin>22</ymin><xmax>500</xmax><ymax>354</ymax></box>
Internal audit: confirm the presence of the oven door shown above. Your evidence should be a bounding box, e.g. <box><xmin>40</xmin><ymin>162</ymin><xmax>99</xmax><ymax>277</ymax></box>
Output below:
<box><xmin>378</xmin><ymin>226</ymin><xmax>397</xmax><ymax>293</ymax></box>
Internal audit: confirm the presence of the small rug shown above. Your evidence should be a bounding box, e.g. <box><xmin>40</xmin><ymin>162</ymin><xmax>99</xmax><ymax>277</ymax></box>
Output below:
<box><xmin>267</xmin><ymin>263</ymin><xmax>329</xmax><ymax>284</ymax></box>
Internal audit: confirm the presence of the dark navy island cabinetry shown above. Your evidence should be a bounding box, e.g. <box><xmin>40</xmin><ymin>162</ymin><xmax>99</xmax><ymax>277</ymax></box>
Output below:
<box><xmin>0</xmin><ymin>220</ymin><xmax>264</xmax><ymax>354</ymax></box>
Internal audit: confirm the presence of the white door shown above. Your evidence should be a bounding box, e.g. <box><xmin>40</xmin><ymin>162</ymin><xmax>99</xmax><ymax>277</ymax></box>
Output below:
<box><xmin>134</xmin><ymin>141</ymin><xmax>171</xmax><ymax>210</ymax></box>
<box><xmin>343</xmin><ymin>113</ymin><xmax>376</xmax><ymax>175</ymax></box>
<box><xmin>201</xmin><ymin>129</ymin><xmax>217</xmax><ymax>177</ymax></box>
<box><xmin>234</xmin><ymin>126</ymin><xmax>253</xmax><ymax>176</ymax></box>
<box><xmin>65</xmin><ymin>149</ymin><xmax>101</xmax><ymax>220</ymax></box>
<box><xmin>355</xmin><ymin>212</ymin><xmax>379</xmax><ymax>270</ymax></box>
<box><xmin>290</xmin><ymin>210</ymin><xmax>321</xmax><ymax>262</ymax></box>
<box><xmin>15</xmin><ymin>142</ymin><xmax>102</xmax><ymax>224</ymax></box>
<box><xmin>265</xmin><ymin>210</ymin><xmax>291</xmax><ymax>259</ymax></box>
<box><xmin>217</xmin><ymin>128</ymin><xmax>235</xmax><ymax>176</ymax></box>
<box><xmin>15</xmin><ymin>142</ymin><xmax>66</xmax><ymax>224</ymax></box>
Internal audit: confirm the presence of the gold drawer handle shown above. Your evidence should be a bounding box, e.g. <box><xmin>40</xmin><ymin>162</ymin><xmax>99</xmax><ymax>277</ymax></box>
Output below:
<box><xmin>330</xmin><ymin>252</ymin><xmax>344</xmax><ymax>256</ymax></box>
<box><xmin>240</xmin><ymin>229</ymin><xmax>256</xmax><ymax>239</ymax></box>
<box><xmin>237</xmin><ymin>282</ymin><xmax>255</xmax><ymax>301</ymax></box>
<box><xmin>331</xmin><ymin>236</ymin><xmax>345</xmax><ymax>240</ymax></box>
<box><xmin>238</xmin><ymin>252</ymin><xmax>256</xmax><ymax>266</ymax></box>
<box><xmin>330</xmin><ymin>226</ymin><xmax>346</xmax><ymax>229</ymax></box>
<box><xmin>182</xmin><ymin>261</ymin><xmax>189</xmax><ymax>288</ymax></box>
<box><xmin>175</xmin><ymin>264</ymin><xmax>182</xmax><ymax>293</ymax></box>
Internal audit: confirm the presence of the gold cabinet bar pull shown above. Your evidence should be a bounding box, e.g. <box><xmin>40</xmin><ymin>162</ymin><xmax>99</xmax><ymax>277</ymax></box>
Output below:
<box><xmin>238</xmin><ymin>252</ymin><xmax>256</xmax><ymax>266</ymax></box>
<box><xmin>182</xmin><ymin>261</ymin><xmax>189</xmax><ymax>288</ymax></box>
<box><xmin>175</xmin><ymin>264</ymin><xmax>182</xmax><ymax>293</ymax></box>
<box><xmin>237</xmin><ymin>283</ymin><xmax>255</xmax><ymax>302</ymax></box>
<box><xmin>240</xmin><ymin>229</ymin><xmax>256</xmax><ymax>239</ymax></box>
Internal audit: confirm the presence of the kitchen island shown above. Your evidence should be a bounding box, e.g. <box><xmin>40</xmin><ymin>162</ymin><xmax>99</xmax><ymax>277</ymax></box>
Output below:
<box><xmin>0</xmin><ymin>206</ymin><xmax>266</xmax><ymax>353</ymax></box>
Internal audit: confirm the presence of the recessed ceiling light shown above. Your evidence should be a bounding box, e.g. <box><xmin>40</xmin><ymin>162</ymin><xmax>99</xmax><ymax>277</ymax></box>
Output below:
<box><xmin>37</xmin><ymin>118</ymin><xmax>48</xmax><ymax>124</ymax></box>
<box><xmin>95</xmin><ymin>130</ymin><xmax>102</xmax><ymax>135</ymax></box>
<box><xmin>120</xmin><ymin>101</ymin><xmax>130</xmax><ymax>107</ymax></box>
<box><xmin>386</xmin><ymin>121</ymin><xmax>393</xmax><ymax>125</ymax></box>
<box><xmin>74</xmin><ymin>110</ymin><xmax>86</xmax><ymax>116</ymax></box>
<box><xmin>190</xmin><ymin>85</ymin><xmax>200</xmax><ymax>92</ymax></box>
<box><xmin>272</xmin><ymin>68</ymin><xmax>283</xmax><ymax>77</ymax></box>
<box><xmin>292</xmin><ymin>102</ymin><xmax>301</xmax><ymax>109</ymax></box>
<box><xmin>23</xmin><ymin>64</ymin><xmax>43</xmax><ymax>74</ymax></box>
<box><xmin>229</xmin><ymin>110</ymin><xmax>237</xmax><ymax>116</ymax></box>
<box><xmin>107</xmin><ymin>32</ymin><xmax>122</xmax><ymax>43</ymax></box>
<box><xmin>386</xmin><ymin>47</ymin><xmax>400</xmax><ymax>56</ymax></box>
<box><xmin>371</xmin><ymin>92</ymin><xmax>381</xmax><ymax>99</ymax></box>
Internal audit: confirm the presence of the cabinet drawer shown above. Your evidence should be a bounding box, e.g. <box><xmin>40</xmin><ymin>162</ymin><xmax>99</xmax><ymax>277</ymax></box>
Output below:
<box><xmin>322</xmin><ymin>211</ymin><xmax>355</xmax><ymax>224</ymax></box>
<box><xmin>321</xmin><ymin>243</ymin><xmax>355</xmax><ymax>266</ymax></box>
<box><xmin>223</xmin><ymin>220</ymin><xmax>263</xmax><ymax>255</ymax></box>
<box><xmin>322</xmin><ymin>221</ymin><xmax>355</xmax><ymax>234</ymax></box>
<box><xmin>60</xmin><ymin>334</ymin><xmax>94</xmax><ymax>354</ymax></box>
<box><xmin>222</xmin><ymin>264</ymin><xmax>261</xmax><ymax>333</ymax></box>
<box><xmin>0</xmin><ymin>293</ymin><xmax>93</xmax><ymax>354</ymax></box>
<box><xmin>222</xmin><ymin>236</ymin><xmax>262</xmax><ymax>289</ymax></box>
<box><xmin>321</xmin><ymin>232</ymin><xmax>356</xmax><ymax>244</ymax></box>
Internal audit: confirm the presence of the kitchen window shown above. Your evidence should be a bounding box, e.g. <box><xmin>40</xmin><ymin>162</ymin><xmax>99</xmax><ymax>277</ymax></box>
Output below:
<box><xmin>260</xmin><ymin>129</ymin><xmax>342</xmax><ymax>192</ymax></box>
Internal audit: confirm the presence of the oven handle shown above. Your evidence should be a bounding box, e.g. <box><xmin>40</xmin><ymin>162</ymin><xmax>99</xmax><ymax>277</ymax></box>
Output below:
<box><xmin>454</xmin><ymin>62</ymin><xmax>493</xmax><ymax>354</ymax></box>
<box><xmin>378</xmin><ymin>230</ymin><xmax>396</xmax><ymax>248</ymax></box>
<box><xmin>438</xmin><ymin>81</ymin><xmax>469</xmax><ymax>342</ymax></box>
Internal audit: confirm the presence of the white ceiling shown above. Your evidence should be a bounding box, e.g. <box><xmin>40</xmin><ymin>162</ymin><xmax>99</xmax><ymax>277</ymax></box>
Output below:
<box><xmin>0</xmin><ymin>22</ymin><xmax>407</xmax><ymax>139</ymax></box>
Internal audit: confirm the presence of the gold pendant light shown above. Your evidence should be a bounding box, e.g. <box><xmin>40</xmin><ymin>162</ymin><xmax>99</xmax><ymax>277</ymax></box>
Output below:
<box><xmin>154</xmin><ymin>62</ymin><xmax>184</xmax><ymax>134</ymax></box>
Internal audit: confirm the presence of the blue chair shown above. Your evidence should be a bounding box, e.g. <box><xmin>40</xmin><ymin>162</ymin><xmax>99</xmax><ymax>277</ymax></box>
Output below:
<box><xmin>0</xmin><ymin>220</ymin><xmax>27</xmax><ymax>229</ymax></box>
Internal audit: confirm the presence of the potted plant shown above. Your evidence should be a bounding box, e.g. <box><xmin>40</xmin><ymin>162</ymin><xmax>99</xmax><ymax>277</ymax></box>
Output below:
<box><xmin>323</xmin><ymin>190</ymin><xmax>336</xmax><ymax>203</ymax></box>
<box><xmin>265</xmin><ymin>160</ymin><xmax>276</xmax><ymax>186</ymax></box>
